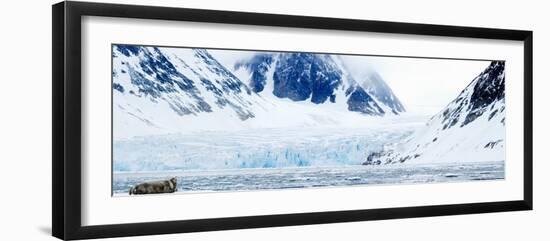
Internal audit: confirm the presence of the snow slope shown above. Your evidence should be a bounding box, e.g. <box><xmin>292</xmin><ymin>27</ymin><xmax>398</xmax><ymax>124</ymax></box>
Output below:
<box><xmin>112</xmin><ymin>45</ymin><xmax>275</xmax><ymax>138</ymax></box>
<box><xmin>363</xmin><ymin>61</ymin><xmax>506</xmax><ymax>165</ymax></box>
<box><xmin>359</xmin><ymin>72</ymin><xmax>406</xmax><ymax>114</ymax></box>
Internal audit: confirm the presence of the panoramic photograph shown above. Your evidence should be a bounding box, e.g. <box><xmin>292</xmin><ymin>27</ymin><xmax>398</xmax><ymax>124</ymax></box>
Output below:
<box><xmin>111</xmin><ymin>44</ymin><xmax>505</xmax><ymax>196</ymax></box>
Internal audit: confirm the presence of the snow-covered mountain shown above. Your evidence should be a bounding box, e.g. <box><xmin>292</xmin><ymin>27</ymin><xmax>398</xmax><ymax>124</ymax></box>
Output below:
<box><xmin>234</xmin><ymin>52</ymin><xmax>405</xmax><ymax>115</ymax></box>
<box><xmin>359</xmin><ymin>72</ymin><xmax>406</xmax><ymax>114</ymax></box>
<box><xmin>363</xmin><ymin>61</ymin><xmax>505</xmax><ymax>165</ymax></box>
<box><xmin>112</xmin><ymin>45</ymin><xmax>277</xmax><ymax>138</ymax></box>
<box><xmin>112</xmin><ymin>46</ymin><xmax>407</xmax><ymax>139</ymax></box>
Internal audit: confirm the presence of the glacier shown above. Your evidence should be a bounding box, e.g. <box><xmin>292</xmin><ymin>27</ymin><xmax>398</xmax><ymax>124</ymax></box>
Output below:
<box><xmin>113</xmin><ymin>114</ymin><xmax>425</xmax><ymax>172</ymax></box>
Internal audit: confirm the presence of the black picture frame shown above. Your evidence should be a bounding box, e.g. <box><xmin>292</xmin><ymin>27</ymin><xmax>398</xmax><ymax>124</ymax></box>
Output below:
<box><xmin>52</xmin><ymin>1</ymin><xmax>533</xmax><ymax>240</ymax></box>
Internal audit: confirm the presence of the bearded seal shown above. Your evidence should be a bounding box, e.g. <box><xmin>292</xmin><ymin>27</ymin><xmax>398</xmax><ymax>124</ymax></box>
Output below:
<box><xmin>129</xmin><ymin>177</ymin><xmax>177</xmax><ymax>195</ymax></box>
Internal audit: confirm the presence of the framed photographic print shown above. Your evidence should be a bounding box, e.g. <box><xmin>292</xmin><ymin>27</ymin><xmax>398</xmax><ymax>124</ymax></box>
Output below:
<box><xmin>52</xmin><ymin>1</ymin><xmax>533</xmax><ymax>240</ymax></box>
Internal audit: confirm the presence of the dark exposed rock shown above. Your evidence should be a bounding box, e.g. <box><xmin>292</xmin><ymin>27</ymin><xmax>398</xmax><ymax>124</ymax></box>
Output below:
<box><xmin>235</xmin><ymin>54</ymin><xmax>274</xmax><ymax>93</ymax></box>
<box><xmin>346</xmin><ymin>86</ymin><xmax>385</xmax><ymax>115</ymax></box>
<box><xmin>439</xmin><ymin>61</ymin><xmax>505</xmax><ymax>130</ymax></box>
<box><xmin>362</xmin><ymin>150</ymin><xmax>390</xmax><ymax>165</ymax></box>
<box><xmin>484</xmin><ymin>139</ymin><xmax>503</xmax><ymax>149</ymax></box>
<box><xmin>237</xmin><ymin>52</ymin><xmax>402</xmax><ymax>116</ymax></box>
<box><xmin>272</xmin><ymin>53</ymin><xmax>342</xmax><ymax>104</ymax></box>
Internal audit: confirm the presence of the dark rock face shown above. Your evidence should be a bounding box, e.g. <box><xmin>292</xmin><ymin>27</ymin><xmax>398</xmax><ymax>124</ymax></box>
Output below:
<box><xmin>362</xmin><ymin>151</ymin><xmax>386</xmax><ymax>165</ymax></box>
<box><xmin>441</xmin><ymin>61</ymin><xmax>505</xmax><ymax>129</ymax></box>
<box><xmin>236</xmin><ymin>52</ymin><xmax>400</xmax><ymax>116</ymax></box>
<box><xmin>346</xmin><ymin>86</ymin><xmax>384</xmax><ymax>115</ymax></box>
<box><xmin>462</xmin><ymin>61</ymin><xmax>505</xmax><ymax>126</ymax></box>
<box><xmin>272</xmin><ymin>53</ymin><xmax>342</xmax><ymax>104</ymax></box>
<box><xmin>470</xmin><ymin>62</ymin><xmax>505</xmax><ymax>110</ymax></box>
<box><xmin>117</xmin><ymin>45</ymin><xmax>141</xmax><ymax>57</ymax></box>
<box><xmin>234</xmin><ymin>54</ymin><xmax>274</xmax><ymax>93</ymax></box>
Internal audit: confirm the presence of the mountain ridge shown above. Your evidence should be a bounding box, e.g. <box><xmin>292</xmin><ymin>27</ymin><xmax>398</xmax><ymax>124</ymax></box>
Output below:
<box><xmin>235</xmin><ymin>52</ymin><xmax>406</xmax><ymax>115</ymax></box>
<box><xmin>363</xmin><ymin>61</ymin><xmax>505</xmax><ymax>165</ymax></box>
<box><xmin>113</xmin><ymin>45</ymin><xmax>411</xmax><ymax>139</ymax></box>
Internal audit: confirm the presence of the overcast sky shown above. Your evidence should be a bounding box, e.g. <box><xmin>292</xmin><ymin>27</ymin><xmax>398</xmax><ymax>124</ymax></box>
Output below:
<box><xmin>340</xmin><ymin>55</ymin><xmax>490</xmax><ymax>114</ymax></box>
<box><xmin>210</xmin><ymin>49</ymin><xmax>491</xmax><ymax>115</ymax></box>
